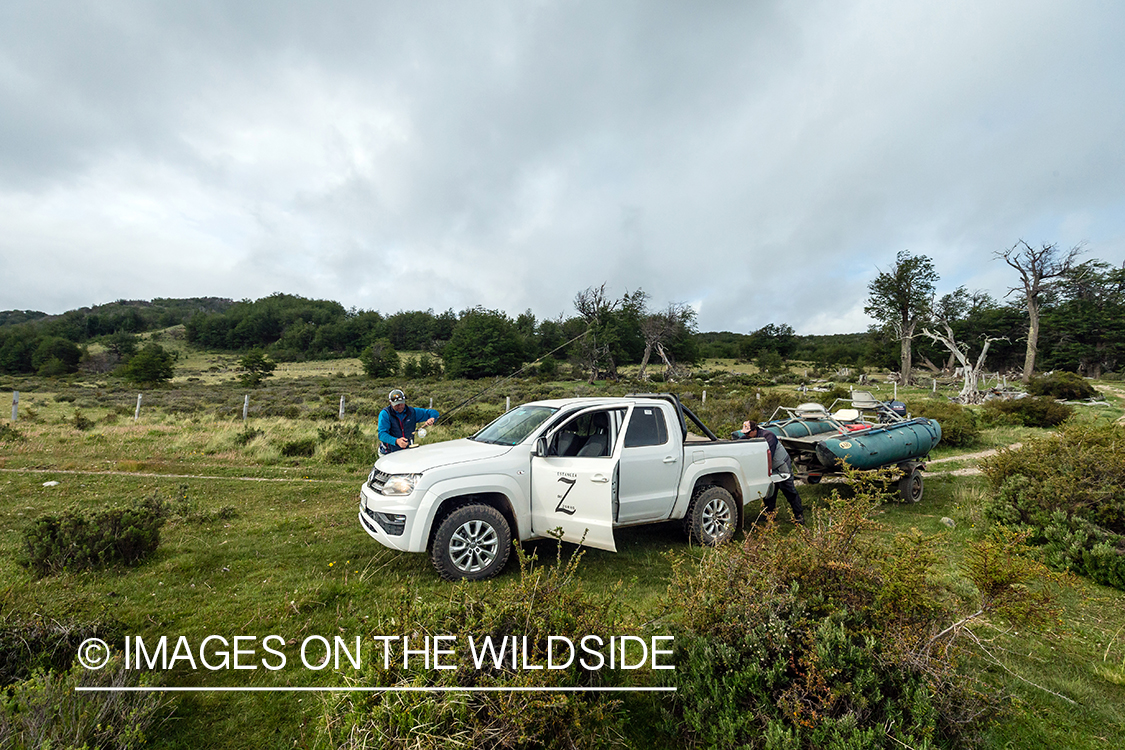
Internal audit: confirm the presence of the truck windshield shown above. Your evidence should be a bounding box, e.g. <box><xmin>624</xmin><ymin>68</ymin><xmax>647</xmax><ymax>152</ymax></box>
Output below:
<box><xmin>471</xmin><ymin>406</ymin><xmax>558</xmax><ymax>446</ymax></box>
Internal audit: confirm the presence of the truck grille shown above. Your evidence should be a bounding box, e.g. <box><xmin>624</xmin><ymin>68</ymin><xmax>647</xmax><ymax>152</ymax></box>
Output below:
<box><xmin>368</xmin><ymin>470</ymin><xmax>392</xmax><ymax>493</ymax></box>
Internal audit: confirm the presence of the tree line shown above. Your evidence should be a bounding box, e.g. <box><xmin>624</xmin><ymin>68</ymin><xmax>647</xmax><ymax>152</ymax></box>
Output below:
<box><xmin>2</xmin><ymin>248</ymin><xmax>1123</xmax><ymax>384</ymax></box>
<box><xmin>865</xmin><ymin>243</ymin><xmax>1125</xmax><ymax>392</ymax></box>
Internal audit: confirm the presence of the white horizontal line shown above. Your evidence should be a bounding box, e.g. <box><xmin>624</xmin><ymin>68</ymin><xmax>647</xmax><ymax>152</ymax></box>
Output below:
<box><xmin>76</xmin><ymin>686</ymin><xmax>675</xmax><ymax>693</ymax></box>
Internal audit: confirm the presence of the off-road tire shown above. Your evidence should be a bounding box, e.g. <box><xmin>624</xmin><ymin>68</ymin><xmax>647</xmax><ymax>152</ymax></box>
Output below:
<box><xmin>684</xmin><ymin>485</ymin><xmax>738</xmax><ymax>546</ymax></box>
<box><xmin>898</xmin><ymin>465</ymin><xmax>924</xmax><ymax>503</ymax></box>
<box><xmin>430</xmin><ymin>504</ymin><xmax>511</xmax><ymax>581</ymax></box>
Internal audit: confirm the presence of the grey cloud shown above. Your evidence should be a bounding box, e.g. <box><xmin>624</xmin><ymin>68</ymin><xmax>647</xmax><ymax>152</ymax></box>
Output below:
<box><xmin>1</xmin><ymin>1</ymin><xmax>1123</xmax><ymax>334</ymax></box>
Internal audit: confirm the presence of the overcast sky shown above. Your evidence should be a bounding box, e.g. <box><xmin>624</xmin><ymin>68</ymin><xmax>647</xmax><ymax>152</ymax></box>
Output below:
<box><xmin>2</xmin><ymin>1</ymin><xmax>1123</xmax><ymax>335</ymax></box>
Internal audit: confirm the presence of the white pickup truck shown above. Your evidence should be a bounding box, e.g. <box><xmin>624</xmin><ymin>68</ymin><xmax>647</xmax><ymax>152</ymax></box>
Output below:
<box><xmin>358</xmin><ymin>393</ymin><xmax>774</xmax><ymax>580</ymax></box>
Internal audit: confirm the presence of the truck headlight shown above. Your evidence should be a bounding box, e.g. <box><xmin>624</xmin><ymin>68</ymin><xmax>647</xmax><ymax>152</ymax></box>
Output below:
<box><xmin>381</xmin><ymin>474</ymin><xmax>421</xmax><ymax>496</ymax></box>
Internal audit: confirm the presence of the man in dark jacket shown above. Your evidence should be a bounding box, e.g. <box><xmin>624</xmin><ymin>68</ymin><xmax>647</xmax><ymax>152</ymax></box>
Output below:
<box><xmin>734</xmin><ymin>420</ymin><xmax>805</xmax><ymax>525</ymax></box>
<box><xmin>378</xmin><ymin>389</ymin><xmax>440</xmax><ymax>454</ymax></box>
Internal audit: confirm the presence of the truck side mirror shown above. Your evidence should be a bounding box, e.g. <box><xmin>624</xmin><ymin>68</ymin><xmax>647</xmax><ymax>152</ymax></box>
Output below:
<box><xmin>535</xmin><ymin>437</ymin><xmax>548</xmax><ymax>457</ymax></box>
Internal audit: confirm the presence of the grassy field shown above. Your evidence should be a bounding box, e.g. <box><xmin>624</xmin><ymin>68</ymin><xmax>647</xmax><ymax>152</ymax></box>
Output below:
<box><xmin>2</xmin><ymin>365</ymin><xmax>1124</xmax><ymax>748</ymax></box>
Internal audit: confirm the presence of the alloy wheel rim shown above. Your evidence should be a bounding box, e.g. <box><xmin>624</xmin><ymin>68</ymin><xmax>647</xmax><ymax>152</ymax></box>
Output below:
<box><xmin>449</xmin><ymin>520</ymin><xmax>499</xmax><ymax>572</ymax></box>
<box><xmin>702</xmin><ymin>498</ymin><xmax>732</xmax><ymax>539</ymax></box>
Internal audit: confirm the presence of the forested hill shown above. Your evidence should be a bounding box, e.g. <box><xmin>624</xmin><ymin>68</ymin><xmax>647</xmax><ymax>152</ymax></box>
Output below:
<box><xmin>2</xmin><ymin>278</ymin><xmax>1124</xmax><ymax>381</ymax></box>
<box><xmin>0</xmin><ymin>298</ymin><xmax>233</xmax><ymax>335</ymax></box>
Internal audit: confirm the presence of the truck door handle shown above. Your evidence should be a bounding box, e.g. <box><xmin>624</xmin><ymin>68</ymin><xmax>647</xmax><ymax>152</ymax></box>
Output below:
<box><xmin>590</xmin><ymin>475</ymin><xmax>610</xmax><ymax>483</ymax></box>
<box><xmin>662</xmin><ymin>456</ymin><xmax>677</xmax><ymax>464</ymax></box>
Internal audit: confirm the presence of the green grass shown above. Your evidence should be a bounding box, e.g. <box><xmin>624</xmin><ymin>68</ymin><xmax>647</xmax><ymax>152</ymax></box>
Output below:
<box><xmin>872</xmin><ymin>476</ymin><xmax>1125</xmax><ymax>749</ymax></box>
<box><xmin>2</xmin><ymin>368</ymin><xmax>1125</xmax><ymax>747</ymax></box>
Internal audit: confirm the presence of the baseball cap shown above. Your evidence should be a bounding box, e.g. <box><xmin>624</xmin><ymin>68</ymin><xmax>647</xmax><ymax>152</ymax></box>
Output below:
<box><xmin>388</xmin><ymin>389</ymin><xmax>406</xmax><ymax>405</ymax></box>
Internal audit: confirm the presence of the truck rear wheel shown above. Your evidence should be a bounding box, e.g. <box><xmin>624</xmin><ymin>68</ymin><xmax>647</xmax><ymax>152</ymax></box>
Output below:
<box><xmin>685</xmin><ymin>485</ymin><xmax>738</xmax><ymax>546</ymax></box>
<box><xmin>430</xmin><ymin>504</ymin><xmax>511</xmax><ymax>581</ymax></box>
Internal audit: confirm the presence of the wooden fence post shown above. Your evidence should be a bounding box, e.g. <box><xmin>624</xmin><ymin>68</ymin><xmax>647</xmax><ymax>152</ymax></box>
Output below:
<box><xmin>243</xmin><ymin>394</ymin><xmax>249</xmax><ymax>423</ymax></box>
<box><xmin>134</xmin><ymin>394</ymin><xmax>142</xmax><ymax>422</ymax></box>
<box><xmin>11</xmin><ymin>391</ymin><xmax>17</xmax><ymax>422</ymax></box>
<box><xmin>339</xmin><ymin>395</ymin><xmax>346</xmax><ymax>419</ymax></box>
<box><xmin>506</xmin><ymin>396</ymin><xmax>511</xmax><ymax>412</ymax></box>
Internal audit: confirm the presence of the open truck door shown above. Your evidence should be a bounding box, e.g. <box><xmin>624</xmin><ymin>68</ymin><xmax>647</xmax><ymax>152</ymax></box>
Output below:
<box><xmin>529</xmin><ymin>405</ymin><xmax>621</xmax><ymax>551</ymax></box>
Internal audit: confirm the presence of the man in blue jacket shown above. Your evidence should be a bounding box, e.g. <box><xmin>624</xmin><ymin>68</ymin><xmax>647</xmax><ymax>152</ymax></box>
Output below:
<box><xmin>378</xmin><ymin>388</ymin><xmax>440</xmax><ymax>454</ymax></box>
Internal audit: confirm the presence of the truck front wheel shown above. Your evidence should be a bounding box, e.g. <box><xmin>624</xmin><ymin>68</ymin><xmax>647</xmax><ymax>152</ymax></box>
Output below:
<box><xmin>685</xmin><ymin>485</ymin><xmax>738</xmax><ymax>546</ymax></box>
<box><xmin>430</xmin><ymin>504</ymin><xmax>512</xmax><ymax>581</ymax></box>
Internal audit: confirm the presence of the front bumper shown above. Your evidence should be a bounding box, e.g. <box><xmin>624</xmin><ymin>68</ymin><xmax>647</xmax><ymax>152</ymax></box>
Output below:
<box><xmin>358</xmin><ymin>484</ymin><xmax>423</xmax><ymax>552</ymax></box>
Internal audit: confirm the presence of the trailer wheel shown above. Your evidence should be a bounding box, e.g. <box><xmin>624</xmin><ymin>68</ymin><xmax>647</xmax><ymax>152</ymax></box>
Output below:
<box><xmin>898</xmin><ymin>466</ymin><xmax>924</xmax><ymax>503</ymax></box>
<box><xmin>430</xmin><ymin>504</ymin><xmax>511</xmax><ymax>581</ymax></box>
<box><xmin>685</xmin><ymin>485</ymin><xmax>738</xmax><ymax>546</ymax></box>
<box><xmin>806</xmin><ymin>475</ymin><xmax>822</xmax><ymax>485</ymax></box>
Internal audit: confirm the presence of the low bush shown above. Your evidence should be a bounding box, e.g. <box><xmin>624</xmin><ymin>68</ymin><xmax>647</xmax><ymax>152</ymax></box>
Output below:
<box><xmin>319</xmin><ymin>543</ymin><xmax>631</xmax><ymax>749</ymax></box>
<box><xmin>980</xmin><ymin>421</ymin><xmax>1125</xmax><ymax>589</ymax></box>
<box><xmin>19</xmin><ymin>493</ymin><xmax>168</xmax><ymax>576</ymax></box>
<box><xmin>0</xmin><ymin>423</ymin><xmax>25</xmax><ymax>442</ymax></box>
<box><xmin>317</xmin><ymin>422</ymin><xmax>375</xmax><ymax>465</ymax></box>
<box><xmin>807</xmin><ymin>384</ymin><xmax>852</xmax><ymax>407</ymax></box>
<box><xmin>233</xmin><ymin>426</ymin><xmax>264</xmax><ymax>445</ymax></box>
<box><xmin>72</xmin><ymin>409</ymin><xmax>94</xmax><ymax>431</ymax></box>
<box><xmin>281</xmin><ymin>436</ymin><xmax>318</xmax><ymax>457</ymax></box>
<box><xmin>0</xmin><ymin>614</ymin><xmax>118</xmax><ymax>685</ymax></box>
<box><xmin>439</xmin><ymin>402</ymin><xmax>504</xmax><ymax>428</ymax></box>
<box><xmin>164</xmin><ymin>484</ymin><xmax>237</xmax><ymax>524</ymax></box>
<box><xmin>660</xmin><ymin>469</ymin><xmax>1061</xmax><ymax>748</ymax></box>
<box><xmin>0</xmin><ymin>655</ymin><xmax>169</xmax><ymax>749</ymax></box>
<box><xmin>1028</xmin><ymin>371</ymin><xmax>1099</xmax><ymax>400</ymax></box>
<box><xmin>907</xmin><ymin>399</ymin><xmax>980</xmax><ymax>448</ymax></box>
<box><xmin>982</xmin><ymin>396</ymin><xmax>1073</xmax><ymax>427</ymax></box>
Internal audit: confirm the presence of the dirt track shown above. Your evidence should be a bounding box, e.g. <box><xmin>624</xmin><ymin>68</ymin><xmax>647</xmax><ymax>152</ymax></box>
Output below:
<box><xmin>0</xmin><ymin>467</ymin><xmax>352</xmax><ymax>483</ymax></box>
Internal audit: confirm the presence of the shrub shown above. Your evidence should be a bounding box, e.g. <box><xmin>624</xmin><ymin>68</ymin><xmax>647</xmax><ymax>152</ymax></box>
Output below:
<box><xmin>980</xmin><ymin>422</ymin><xmax>1125</xmax><ymax>589</ymax></box>
<box><xmin>658</xmin><ymin>469</ymin><xmax>1056</xmax><ymax>748</ymax></box>
<box><xmin>983</xmin><ymin>396</ymin><xmax>1073</xmax><ymax>427</ymax></box>
<box><xmin>0</xmin><ymin>423</ymin><xmax>25</xmax><ymax>442</ymax></box>
<box><xmin>535</xmin><ymin>355</ymin><xmax>559</xmax><ymax>378</ymax></box>
<box><xmin>907</xmin><ymin>399</ymin><xmax>980</xmax><ymax>448</ymax></box>
<box><xmin>808</xmin><ymin>384</ymin><xmax>851</xmax><ymax>407</ymax></box>
<box><xmin>440</xmin><ymin>403</ymin><xmax>504</xmax><ymax>429</ymax></box>
<box><xmin>281</xmin><ymin>437</ymin><xmax>318</xmax><ymax>457</ymax></box>
<box><xmin>19</xmin><ymin>493</ymin><xmax>168</xmax><ymax>576</ymax></box>
<box><xmin>317</xmin><ymin>422</ymin><xmax>374</xmax><ymax>465</ymax></box>
<box><xmin>0</xmin><ymin>614</ymin><xmax>118</xmax><ymax>685</ymax></box>
<box><xmin>234</xmin><ymin>427</ymin><xmax>264</xmax><ymax>446</ymax></box>
<box><xmin>0</xmin><ymin>655</ymin><xmax>169</xmax><ymax>749</ymax></box>
<box><xmin>164</xmin><ymin>484</ymin><xmax>237</xmax><ymax>524</ymax></box>
<box><xmin>72</xmin><ymin>409</ymin><xmax>94</xmax><ymax>431</ymax></box>
<box><xmin>319</xmin><ymin>543</ymin><xmax>630</xmax><ymax>749</ymax></box>
<box><xmin>1028</xmin><ymin>371</ymin><xmax>1098</xmax><ymax>400</ymax></box>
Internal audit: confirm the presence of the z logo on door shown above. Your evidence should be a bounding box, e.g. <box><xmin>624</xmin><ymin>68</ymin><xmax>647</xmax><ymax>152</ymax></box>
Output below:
<box><xmin>555</xmin><ymin>476</ymin><xmax>577</xmax><ymax>515</ymax></box>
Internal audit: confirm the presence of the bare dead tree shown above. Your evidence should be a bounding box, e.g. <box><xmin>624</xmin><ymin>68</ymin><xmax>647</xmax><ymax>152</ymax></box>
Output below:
<box><xmin>996</xmin><ymin>240</ymin><xmax>1084</xmax><ymax>383</ymax></box>
<box><xmin>638</xmin><ymin>302</ymin><xmax>694</xmax><ymax>381</ymax></box>
<box><xmin>920</xmin><ymin>321</ymin><xmax>1007</xmax><ymax>400</ymax></box>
